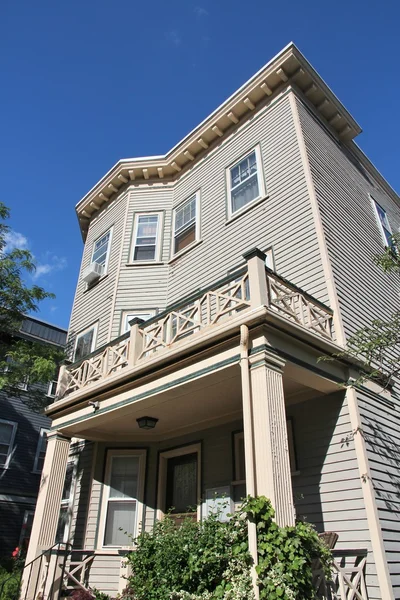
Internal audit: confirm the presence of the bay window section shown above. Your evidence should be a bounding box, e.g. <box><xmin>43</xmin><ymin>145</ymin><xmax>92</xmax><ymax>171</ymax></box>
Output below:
<box><xmin>91</xmin><ymin>228</ymin><xmax>112</xmax><ymax>274</ymax></box>
<box><xmin>74</xmin><ymin>323</ymin><xmax>97</xmax><ymax>362</ymax></box>
<box><xmin>372</xmin><ymin>197</ymin><xmax>394</xmax><ymax>248</ymax></box>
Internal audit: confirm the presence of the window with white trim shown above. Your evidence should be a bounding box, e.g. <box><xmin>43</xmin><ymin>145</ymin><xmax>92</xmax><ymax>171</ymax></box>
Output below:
<box><xmin>33</xmin><ymin>428</ymin><xmax>49</xmax><ymax>473</ymax></box>
<box><xmin>47</xmin><ymin>380</ymin><xmax>58</xmax><ymax>398</ymax></box>
<box><xmin>91</xmin><ymin>228</ymin><xmax>112</xmax><ymax>274</ymax></box>
<box><xmin>132</xmin><ymin>213</ymin><xmax>162</xmax><ymax>262</ymax></box>
<box><xmin>173</xmin><ymin>193</ymin><xmax>199</xmax><ymax>255</ymax></box>
<box><xmin>99</xmin><ymin>449</ymin><xmax>146</xmax><ymax>547</ymax></box>
<box><xmin>55</xmin><ymin>459</ymin><xmax>78</xmax><ymax>543</ymax></box>
<box><xmin>227</xmin><ymin>147</ymin><xmax>265</xmax><ymax>216</ymax></box>
<box><xmin>0</xmin><ymin>419</ymin><xmax>17</xmax><ymax>469</ymax></box>
<box><xmin>122</xmin><ymin>312</ymin><xmax>155</xmax><ymax>334</ymax></box>
<box><xmin>74</xmin><ymin>323</ymin><xmax>97</xmax><ymax>362</ymax></box>
<box><xmin>372</xmin><ymin>198</ymin><xmax>394</xmax><ymax>248</ymax></box>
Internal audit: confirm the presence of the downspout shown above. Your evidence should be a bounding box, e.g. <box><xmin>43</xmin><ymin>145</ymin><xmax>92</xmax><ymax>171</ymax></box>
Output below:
<box><xmin>239</xmin><ymin>324</ymin><xmax>259</xmax><ymax>599</ymax></box>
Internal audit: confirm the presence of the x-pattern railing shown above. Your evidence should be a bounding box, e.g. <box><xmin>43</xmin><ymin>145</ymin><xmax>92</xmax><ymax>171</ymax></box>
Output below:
<box><xmin>313</xmin><ymin>550</ymin><xmax>368</xmax><ymax>600</ymax></box>
<box><xmin>266</xmin><ymin>270</ymin><xmax>332</xmax><ymax>339</ymax></box>
<box><xmin>139</xmin><ymin>272</ymin><xmax>250</xmax><ymax>358</ymax></box>
<box><xmin>65</xmin><ymin>336</ymin><xmax>130</xmax><ymax>394</ymax></box>
<box><xmin>61</xmin><ymin>261</ymin><xmax>334</xmax><ymax>396</ymax></box>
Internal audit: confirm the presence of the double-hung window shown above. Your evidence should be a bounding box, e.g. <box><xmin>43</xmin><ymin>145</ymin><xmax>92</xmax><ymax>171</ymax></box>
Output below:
<box><xmin>132</xmin><ymin>213</ymin><xmax>162</xmax><ymax>262</ymax></box>
<box><xmin>372</xmin><ymin>198</ymin><xmax>394</xmax><ymax>248</ymax></box>
<box><xmin>74</xmin><ymin>324</ymin><xmax>97</xmax><ymax>362</ymax></box>
<box><xmin>0</xmin><ymin>419</ymin><xmax>17</xmax><ymax>469</ymax></box>
<box><xmin>173</xmin><ymin>193</ymin><xmax>199</xmax><ymax>256</ymax></box>
<box><xmin>227</xmin><ymin>147</ymin><xmax>265</xmax><ymax>216</ymax></box>
<box><xmin>33</xmin><ymin>428</ymin><xmax>49</xmax><ymax>473</ymax></box>
<box><xmin>100</xmin><ymin>449</ymin><xmax>146</xmax><ymax>547</ymax></box>
<box><xmin>91</xmin><ymin>229</ymin><xmax>112</xmax><ymax>274</ymax></box>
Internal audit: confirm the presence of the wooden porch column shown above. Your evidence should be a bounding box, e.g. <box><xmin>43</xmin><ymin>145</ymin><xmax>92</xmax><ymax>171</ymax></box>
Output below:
<box><xmin>21</xmin><ymin>432</ymin><xmax>70</xmax><ymax>599</ymax></box>
<box><xmin>249</xmin><ymin>350</ymin><xmax>295</xmax><ymax>527</ymax></box>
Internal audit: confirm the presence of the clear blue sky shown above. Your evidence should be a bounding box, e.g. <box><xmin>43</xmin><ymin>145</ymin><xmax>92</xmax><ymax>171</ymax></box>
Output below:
<box><xmin>1</xmin><ymin>0</ymin><xmax>399</xmax><ymax>329</ymax></box>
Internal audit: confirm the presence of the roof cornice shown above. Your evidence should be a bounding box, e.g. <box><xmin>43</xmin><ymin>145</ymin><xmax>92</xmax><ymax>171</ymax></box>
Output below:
<box><xmin>76</xmin><ymin>43</ymin><xmax>362</xmax><ymax>238</ymax></box>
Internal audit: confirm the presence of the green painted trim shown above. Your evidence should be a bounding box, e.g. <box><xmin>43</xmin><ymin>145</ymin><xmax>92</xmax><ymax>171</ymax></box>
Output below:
<box><xmin>250</xmin><ymin>343</ymin><xmax>345</xmax><ymax>384</ymax></box>
<box><xmin>52</xmin><ymin>354</ymin><xmax>240</xmax><ymax>431</ymax></box>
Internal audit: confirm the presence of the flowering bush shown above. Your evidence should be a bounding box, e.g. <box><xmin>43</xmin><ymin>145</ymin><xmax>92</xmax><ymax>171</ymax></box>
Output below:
<box><xmin>124</xmin><ymin>496</ymin><xmax>331</xmax><ymax>600</ymax></box>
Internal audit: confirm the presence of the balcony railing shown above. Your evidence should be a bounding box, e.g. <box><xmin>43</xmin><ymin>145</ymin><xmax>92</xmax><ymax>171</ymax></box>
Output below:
<box><xmin>313</xmin><ymin>549</ymin><xmax>368</xmax><ymax>600</ymax></box>
<box><xmin>59</xmin><ymin>251</ymin><xmax>334</xmax><ymax>397</ymax></box>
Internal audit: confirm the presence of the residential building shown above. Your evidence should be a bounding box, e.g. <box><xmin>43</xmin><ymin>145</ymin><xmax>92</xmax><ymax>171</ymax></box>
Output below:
<box><xmin>0</xmin><ymin>316</ymin><xmax>67</xmax><ymax>562</ymax></box>
<box><xmin>24</xmin><ymin>43</ymin><xmax>400</xmax><ymax>599</ymax></box>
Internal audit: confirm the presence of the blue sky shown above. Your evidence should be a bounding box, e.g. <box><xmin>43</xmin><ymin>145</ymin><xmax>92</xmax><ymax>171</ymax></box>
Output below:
<box><xmin>1</xmin><ymin>0</ymin><xmax>399</xmax><ymax>329</ymax></box>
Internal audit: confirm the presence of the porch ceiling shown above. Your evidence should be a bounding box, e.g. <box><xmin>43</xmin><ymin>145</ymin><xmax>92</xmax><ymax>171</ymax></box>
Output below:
<box><xmin>62</xmin><ymin>362</ymin><xmax>338</xmax><ymax>442</ymax></box>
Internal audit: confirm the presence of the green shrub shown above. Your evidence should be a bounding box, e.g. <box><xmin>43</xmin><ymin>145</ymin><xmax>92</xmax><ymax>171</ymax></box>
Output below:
<box><xmin>125</xmin><ymin>496</ymin><xmax>332</xmax><ymax>600</ymax></box>
<box><xmin>243</xmin><ymin>496</ymin><xmax>332</xmax><ymax>599</ymax></box>
<box><xmin>0</xmin><ymin>566</ymin><xmax>21</xmax><ymax>600</ymax></box>
<box><xmin>125</xmin><ymin>509</ymin><xmax>252</xmax><ymax>600</ymax></box>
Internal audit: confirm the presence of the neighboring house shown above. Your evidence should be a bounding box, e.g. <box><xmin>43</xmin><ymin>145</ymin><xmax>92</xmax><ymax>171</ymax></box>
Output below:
<box><xmin>0</xmin><ymin>316</ymin><xmax>67</xmax><ymax>562</ymax></box>
<box><xmin>24</xmin><ymin>43</ymin><xmax>400</xmax><ymax>600</ymax></box>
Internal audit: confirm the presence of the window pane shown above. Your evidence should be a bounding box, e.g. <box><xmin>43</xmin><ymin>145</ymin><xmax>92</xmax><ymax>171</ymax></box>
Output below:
<box><xmin>166</xmin><ymin>453</ymin><xmax>197</xmax><ymax>514</ymax></box>
<box><xmin>231</xmin><ymin>175</ymin><xmax>259</xmax><ymax>213</ymax></box>
<box><xmin>62</xmin><ymin>463</ymin><xmax>74</xmax><ymax>501</ymax></box>
<box><xmin>55</xmin><ymin>506</ymin><xmax>69</xmax><ymax>543</ymax></box>
<box><xmin>134</xmin><ymin>245</ymin><xmax>156</xmax><ymax>261</ymax></box>
<box><xmin>104</xmin><ymin>501</ymin><xmax>136</xmax><ymax>545</ymax></box>
<box><xmin>174</xmin><ymin>224</ymin><xmax>196</xmax><ymax>254</ymax></box>
<box><xmin>92</xmin><ymin>231</ymin><xmax>111</xmax><ymax>266</ymax></box>
<box><xmin>175</xmin><ymin>197</ymin><xmax>196</xmax><ymax>234</ymax></box>
<box><xmin>124</xmin><ymin>314</ymin><xmax>152</xmax><ymax>333</ymax></box>
<box><xmin>110</xmin><ymin>456</ymin><xmax>139</xmax><ymax>499</ymax></box>
<box><xmin>75</xmin><ymin>329</ymin><xmax>94</xmax><ymax>361</ymax></box>
<box><xmin>0</xmin><ymin>423</ymin><xmax>12</xmax><ymax>444</ymax></box>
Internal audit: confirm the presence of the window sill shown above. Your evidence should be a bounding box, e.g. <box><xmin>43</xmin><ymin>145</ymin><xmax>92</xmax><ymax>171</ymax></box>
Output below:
<box><xmin>169</xmin><ymin>239</ymin><xmax>202</xmax><ymax>264</ymax></box>
<box><xmin>226</xmin><ymin>194</ymin><xmax>269</xmax><ymax>225</ymax></box>
<box><xmin>125</xmin><ymin>261</ymin><xmax>164</xmax><ymax>267</ymax></box>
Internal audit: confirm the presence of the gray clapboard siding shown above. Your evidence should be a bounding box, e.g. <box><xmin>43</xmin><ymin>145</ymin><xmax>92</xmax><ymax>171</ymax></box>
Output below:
<box><xmin>167</xmin><ymin>93</ymin><xmax>329</xmax><ymax>309</ymax></box>
<box><xmin>68</xmin><ymin>192</ymin><xmax>129</xmax><ymax>351</ymax></box>
<box><xmin>357</xmin><ymin>388</ymin><xmax>400</xmax><ymax>598</ymax></box>
<box><xmin>289</xmin><ymin>391</ymin><xmax>380</xmax><ymax>599</ymax></box>
<box><xmin>297</xmin><ymin>95</ymin><xmax>400</xmax><ymax>597</ymax></box>
<box><xmin>110</xmin><ymin>186</ymin><xmax>173</xmax><ymax>338</ymax></box>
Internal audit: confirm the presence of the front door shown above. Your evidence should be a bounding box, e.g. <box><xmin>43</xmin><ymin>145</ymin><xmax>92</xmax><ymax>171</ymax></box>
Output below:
<box><xmin>165</xmin><ymin>452</ymin><xmax>198</xmax><ymax>525</ymax></box>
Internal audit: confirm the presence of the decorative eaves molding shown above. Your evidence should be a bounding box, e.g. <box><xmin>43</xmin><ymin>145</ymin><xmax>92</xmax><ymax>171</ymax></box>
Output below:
<box><xmin>76</xmin><ymin>43</ymin><xmax>362</xmax><ymax>238</ymax></box>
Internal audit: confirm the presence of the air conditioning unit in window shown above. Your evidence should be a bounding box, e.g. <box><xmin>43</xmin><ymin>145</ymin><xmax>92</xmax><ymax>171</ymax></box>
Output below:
<box><xmin>82</xmin><ymin>262</ymin><xmax>103</xmax><ymax>284</ymax></box>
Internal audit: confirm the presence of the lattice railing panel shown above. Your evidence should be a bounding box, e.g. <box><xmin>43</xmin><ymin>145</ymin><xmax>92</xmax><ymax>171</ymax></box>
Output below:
<box><xmin>313</xmin><ymin>551</ymin><xmax>368</xmax><ymax>599</ymax></box>
<box><xmin>140</xmin><ymin>272</ymin><xmax>250</xmax><ymax>359</ymax></box>
<box><xmin>266</xmin><ymin>271</ymin><xmax>333</xmax><ymax>340</ymax></box>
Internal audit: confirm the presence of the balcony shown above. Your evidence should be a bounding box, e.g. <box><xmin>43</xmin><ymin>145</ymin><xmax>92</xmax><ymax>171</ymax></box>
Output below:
<box><xmin>57</xmin><ymin>250</ymin><xmax>334</xmax><ymax>401</ymax></box>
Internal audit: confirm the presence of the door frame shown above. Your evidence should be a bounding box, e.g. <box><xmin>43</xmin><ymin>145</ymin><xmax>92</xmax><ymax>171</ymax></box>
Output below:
<box><xmin>156</xmin><ymin>443</ymin><xmax>202</xmax><ymax>521</ymax></box>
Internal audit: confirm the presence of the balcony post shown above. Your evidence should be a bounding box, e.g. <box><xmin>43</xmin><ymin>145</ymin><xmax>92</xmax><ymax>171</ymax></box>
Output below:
<box><xmin>249</xmin><ymin>349</ymin><xmax>295</xmax><ymax>527</ymax></box>
<box><xmin>56</xmin><ymin>364</ymin><xmax>68</xmax><ymax>399</ymax></box>
<box><xmin>21</xmin><ymin>431</ymin><xmax>71</xmax><ymax>599</ymax></box>
<box><xmin>243</xmin><ymin>248</ymin><xmax>268</xmax><ymax>309</ymax></box>
<box><xmin>128</xmin><ymin>319</ymin><xmax>144</xmax><ymax>366</ymax></box>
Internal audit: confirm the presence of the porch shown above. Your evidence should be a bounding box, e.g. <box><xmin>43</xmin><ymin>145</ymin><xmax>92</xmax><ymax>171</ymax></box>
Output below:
<box><xmin>21</xmin><ymin>249</ymin><xmax>374</xmax><ymax>598</ymax></box>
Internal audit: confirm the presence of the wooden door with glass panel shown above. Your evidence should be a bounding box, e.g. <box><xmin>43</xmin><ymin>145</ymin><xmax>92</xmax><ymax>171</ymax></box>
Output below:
<box><xmin>165</xmin><ymin>452</ymin><xmax>198</xmax><ymax>525</ymax></box>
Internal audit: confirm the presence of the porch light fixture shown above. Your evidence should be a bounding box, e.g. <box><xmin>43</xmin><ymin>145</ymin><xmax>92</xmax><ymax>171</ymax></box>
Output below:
<box><xmin>136</xmin><ymin>416</ymin><xmax>158</xmax><ymax>430</ymax></box>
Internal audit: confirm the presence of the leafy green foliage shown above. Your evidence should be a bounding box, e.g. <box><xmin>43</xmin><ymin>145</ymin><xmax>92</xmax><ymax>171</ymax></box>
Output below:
<box><xmin>374</xmin><ymin>233</ymin><xmax>400</xmax><ymax>274</ymax></box>
<box><xmin>124</xmin><ymin>497</ymin><xmax>331</xmax><ymax>600</ymax></box>
<box><xmin>320</xmin><ymin>232</ymin><xmax>400</xmax><ymax>388</ymax></box>
<box><xmin>125</xmin><ymin>507</ymin><xmax>252</xmax><ymax>600</ymax></box>
<box><xmin>0</xmin><ymin>566</ymin><xmax>21</xmax><ymax>600</ymax></box>
<box><xmin>0</xmin><ymin>201</ymin><xmax>64</xmax><ymax>410</ymax></box>
<box><xmin>243</xmin><ymin>496</ymin><xmax>332</xmax><ymax>600</ymax></box>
